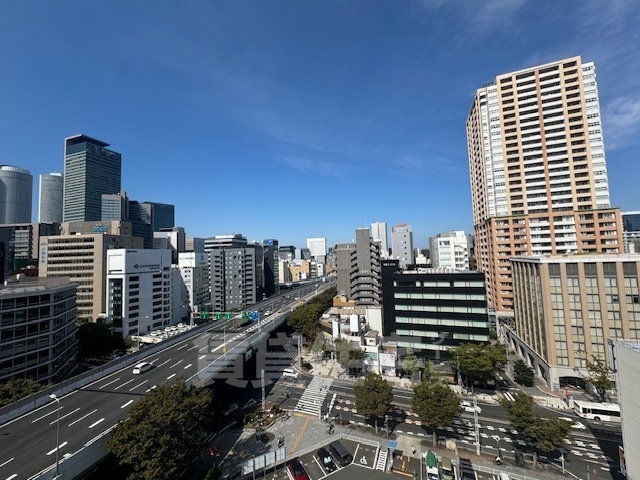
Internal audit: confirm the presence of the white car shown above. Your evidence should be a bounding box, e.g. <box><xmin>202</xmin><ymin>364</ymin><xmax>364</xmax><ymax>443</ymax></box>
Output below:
<box><xmin>460</xmin><ymin>401</ymin><xmax>482</xmax><ymax>414</ymax></box>
<box><xmin>558</xmin><ymin>416</ymin><xmax>587</xmax><ymax>430</ymax></box>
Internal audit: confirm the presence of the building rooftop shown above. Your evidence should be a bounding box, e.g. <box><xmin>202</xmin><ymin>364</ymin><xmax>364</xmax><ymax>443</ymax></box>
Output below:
<box><xmin>65</xmin><ymin>133</ymin><xmax>110</xmax><ymax>148</ymax></box>
<box><xmin>0</xmin><ymin>276</ymin><xmax>74</xmax><ymax>296</ymax></box>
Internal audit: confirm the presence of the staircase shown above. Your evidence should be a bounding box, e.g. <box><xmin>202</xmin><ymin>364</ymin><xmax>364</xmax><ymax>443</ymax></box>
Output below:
<box><xmin>294</xmin><ymin>376</ymin><xmax>332</xmax><ymax>417</ymax></box>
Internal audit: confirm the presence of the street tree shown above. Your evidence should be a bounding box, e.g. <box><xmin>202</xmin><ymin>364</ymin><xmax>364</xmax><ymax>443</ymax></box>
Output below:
<box><xmin>334</xmin><ymin>339</ymin><xmax>365</xmax><ymax>375</ymax></box>
<box><xmin>286</xmin><ymin>287</ymin><xmax>336</xmax><ymax>342</ymax></box>
<box><xmin>402</xmin><ymin>347</ymin><xmax>420</xmax><ymax>375</ymax></box>
<box><xmin>412</xmin><ymin>377</ymin><xmax>460</xmax><ymax>446</ymax></box>
<box><xmin>500</xmin><ymin>392</ymin><xmax>571</xmax><ymax>468</ymax></box>
<box><xmin>585</xmin><ymin>355</ymin><xmax>613</xmax><ymax>402</ymax></box>
<box><xmin>0</xmin><ymin>378</ymin><xmax>46</xmax><ymax>407</ymax></box>
<box><xmin>77</xmin><ymin>322</ymin><xmax>126</xmax><ymax>358</ymax></box>
<box><xmin>448</xmin><ymin>343</ymin><xmax>507</xmax><ymax>389</ymax></box>
<box><xmin>107</xmin><ymin>379</ymin><xmax>214</xmax><ymax>480</ymax></box>
<box><xmin>513</xmin><ymin>359</ymin><xmax>535</xmax><ymax>387</ymax></box>
<box><xmin>354</xmin><ymin>373</ymin><xmax>393</xmax><ymax>431</ymax></box>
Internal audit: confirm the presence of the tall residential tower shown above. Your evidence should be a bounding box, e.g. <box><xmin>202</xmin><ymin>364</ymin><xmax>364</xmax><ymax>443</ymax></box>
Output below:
<box><xmin>466</xmin><ymin>56</ymin><xmax>623</xmax><ymax>312</ymax></box>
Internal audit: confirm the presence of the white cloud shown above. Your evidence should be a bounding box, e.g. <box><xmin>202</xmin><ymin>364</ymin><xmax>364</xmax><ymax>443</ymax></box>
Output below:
<box><xmin>603</xmin><ymin>97</ymin><xmax>640</xmax><ymax>149</ymax></box>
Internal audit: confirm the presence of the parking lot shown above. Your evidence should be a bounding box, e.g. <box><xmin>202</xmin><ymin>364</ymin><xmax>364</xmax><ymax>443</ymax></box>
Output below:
<box><xmin>247</xmin><ymin>438</ymin><xmax>382</xmax><ymax>480</ymax></box>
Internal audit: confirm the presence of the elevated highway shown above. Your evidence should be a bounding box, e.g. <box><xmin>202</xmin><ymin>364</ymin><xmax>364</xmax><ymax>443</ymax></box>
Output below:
<box><xmin>0</xmin><ymin>279</ymin><xmax>334</xmax><ymax>480</ymax></box>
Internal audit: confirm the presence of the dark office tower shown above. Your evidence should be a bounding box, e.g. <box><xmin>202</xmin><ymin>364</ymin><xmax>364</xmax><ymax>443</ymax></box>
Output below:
<box><xmin>279</xmin><ymin>245</ymin><xmax>295</xmax><ymax>261</ymax></box>
<box><xmin>335</xmin><ymin>228</ymin><xmax>381</xmax><ymax>306</ymax></box>
<box><xmin>262</xmin><ymin>239</ymin><xmax>279</xmax><ymax>297</ymax></box>
<box><xmin>38</xmin><ymin>172</ymin><xmax>63</xmax><ymax>223</ymax></box>
<box><xmin>300</xmin><ymin>248</ymin><xmax>311</xmax><ymax>260</ymax></box>
<box><xmin>0</xmin><ymin>166</ymin><xmax>33</xmax><ymax>224</ymax></box>
<box><xmin>141</xmin><ymin>201</ymin><xmax>174</xmax><ymax>232</ymax></box>
<box><xmin>63</xmin><ymin>134</ymin><xmax>121</xmax><ymax>222</ymax></box>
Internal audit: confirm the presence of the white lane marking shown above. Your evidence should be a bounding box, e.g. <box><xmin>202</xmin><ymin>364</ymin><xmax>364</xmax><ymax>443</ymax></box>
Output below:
<box><xmin>6</xmin><ymin>474</ymin><xmax>17</xmax><ymax>480</ymax></box>
<box><xmin>184</xmin><ymin>364</ymin><xmax>193</xmax><ymax>369</ymax></box>
<box><xmin>129</xmin><ymin>380</ymin><xmax>149</xmax><ymax>391</ymax></box>
<box><xmin>157</xmin><ymin>359</ymin><xmax>171</xmax><ymax>367</ymax></box>
<box><xmin>150</xmin><ymin>357</ymin><xmax>160</xmax><ymax>363</ymax></box>
<box><xmin>49</xmin><ymin>408</ymin><xmax>81</xmax><ymax>425</ymax></box>
<box><xmin>46</xmin><ymin>442</ymin><xmax>68</xmax><ymax>455</ymax></box>
<box><xmin>188</xmin><ymin>345</ymin><xmax>198</xmax><ymax>351</ymax></box>
<box><xmin>32</xmin><ymin>408</ymin><xmax>62</xmax><ymax>423</ymax></box>
<box><xmin>114</xmin><ymin>379</ymin><xmax>135</xmax><ymax>390</ymax></box>
<box><xmin>177</xmin><ymin>344</ymin><xmax>188</xmax><ymax>350</ymax></box>
<box><xmin>68</xmin><ymin>409</ymin><xmax>97</xmax><ymax>426</ymax></box>
<box><xmin>169</xmin><ymin>360</ymin><xmax>184</xmax><ymax>368</ymax></box>
<box><xmin>210</xmin><ymin>333</ymin><xmax>220</xmax><ymax>339</ymax></box>
<box><xmin>88</xmin><ymin>418</ymin><xmax>105</xmax><ymax>429</ymax></box>
<box><xmin>199</xmin><ymin>346</ymin><xmax>209</xmax><ymax>352</ymax></box>
<box><xmin>121</xmin><ymin>400</ymin><xmax>134</xmax><ymax>409</ymax></box>
<box><xmin>99</xmin><ymin>377</ymin><xmax>120</xmax><ymax>389</ymax></box>
<box><xmin>199</xmin><ymin>355</ymin><xmax>206</xmax><ymax>360</ymax></box>
<box><xmin>167</xmin><ymin>374</ymin><xmax>176</xmax><ymax>380</ymax></box>
<box><xmin>0</xmin><ymin>457</ymin><xmax>14</xmax><ymax>468</ymax></box>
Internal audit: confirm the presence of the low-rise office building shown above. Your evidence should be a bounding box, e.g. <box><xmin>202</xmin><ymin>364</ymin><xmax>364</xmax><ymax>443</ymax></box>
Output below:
<box><xmin>0</xmin><ymin>276</ymin><xmax>77</xmax><ymax>383</ymax></box>
<box><xmin>507</xmin><ymin>254</ymin><xmax>640</xmax><ymax>389</ymax></box>
<box><xmin>381</xmin><ymin>260</ymin><xmax>490</xmax><ymax>362</ymax></box>
<box><xmin>106</xmin><ymin>249</ymin><xmax>173</xmax><ymax>338</ymax></box>
<box><xmin>39</xmin><ymin>233</ymin><xmax>142</xmax><ymax>321</ymax></box>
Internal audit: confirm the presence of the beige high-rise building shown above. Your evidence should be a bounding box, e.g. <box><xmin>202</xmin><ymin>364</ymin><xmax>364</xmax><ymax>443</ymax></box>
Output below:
<box><xmin>39</xmin><ymin>233</ymin><xmax>142</xmax><ymax>320</ymax></box>
<box><xmin>467</xmin><ymin>56</ymin><xmax>623</xmax><ymax>312</ymax></box>
<box><xmin>505</xmin><ymin>255</ymin><xmax>640</xmax><ymax>389</ymax></box>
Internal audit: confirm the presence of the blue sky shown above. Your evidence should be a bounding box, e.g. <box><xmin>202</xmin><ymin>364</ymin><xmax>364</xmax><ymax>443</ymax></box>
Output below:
<box><xmin>1</xmin><ymin>0</ymin><xmax>639</xmax><ymax>251</ymax></box>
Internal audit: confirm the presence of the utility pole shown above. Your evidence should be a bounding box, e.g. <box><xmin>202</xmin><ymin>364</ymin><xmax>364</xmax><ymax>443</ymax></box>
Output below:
<box><xmin>474</xmin><ymin>395</ymin><xmax>480</xmax><ymax>456</ymax></box>
<box><xmin>261</xmin><ymin>369</ymin><xmax>266</xmax><ymax>411</ymax></box>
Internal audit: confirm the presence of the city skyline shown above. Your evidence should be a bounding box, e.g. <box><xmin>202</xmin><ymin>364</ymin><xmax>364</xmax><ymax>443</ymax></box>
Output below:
<box><xmin>1</xmin><ymin>1</ymin><xmax>639</xmax><ymax>249</ymax></box>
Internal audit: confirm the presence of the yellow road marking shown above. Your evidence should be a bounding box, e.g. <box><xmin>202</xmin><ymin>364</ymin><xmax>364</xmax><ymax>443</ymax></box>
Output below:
<box><xmin>289</xmin><ymin>416</ymin><xmax>311</xmax><ymax>454</ymax></box>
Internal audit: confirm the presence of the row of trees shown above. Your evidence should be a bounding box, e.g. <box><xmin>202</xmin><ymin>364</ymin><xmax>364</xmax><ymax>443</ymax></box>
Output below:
<box><xmin>286</xmin><ymin>287</ymin><xmax>336</xmax><ymax>342</ymax></box>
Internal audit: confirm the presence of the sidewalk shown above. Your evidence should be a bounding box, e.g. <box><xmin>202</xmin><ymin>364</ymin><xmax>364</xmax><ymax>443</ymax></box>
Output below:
<box><xmin>190</xmin><ymin>409</ymin><xmax>568</xmax><ymax>480</ymax></box>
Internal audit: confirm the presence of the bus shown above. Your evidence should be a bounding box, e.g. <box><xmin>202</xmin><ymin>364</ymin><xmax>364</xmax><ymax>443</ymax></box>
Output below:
<box><xmin>572</xmin><ymin>400</ymin><xmax>621</xmax><ymax>422</ymax></box>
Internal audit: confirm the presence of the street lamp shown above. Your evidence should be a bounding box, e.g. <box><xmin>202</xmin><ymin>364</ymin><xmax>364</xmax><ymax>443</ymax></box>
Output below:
<box><xmin>49</xmin><ymin>394</ymin><xmax>61</xmax><ymax>478</ymax></box>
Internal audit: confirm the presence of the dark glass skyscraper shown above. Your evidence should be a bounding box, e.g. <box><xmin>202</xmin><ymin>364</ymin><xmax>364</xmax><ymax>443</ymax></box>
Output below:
<box><xmin>63</xmin><ymin>134</ymin><xmax>121</xmax><ymax>222</ymax></box>
<box><xmin>141</xmin><ymin>201</ymin><xmax>174</xmax><ymax>232</ymax></box>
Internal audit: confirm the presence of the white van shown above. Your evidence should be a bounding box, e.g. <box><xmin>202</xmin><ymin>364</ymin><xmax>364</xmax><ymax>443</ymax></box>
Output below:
<box><xmin>133</xmin><ymin>362</ymin><xmax>153</xmax><ymax>375</ymax></box>
<box><xmin>282</xmin><ymin>368</ymin><xmax>298</xmax><ymax>379</ymax></box>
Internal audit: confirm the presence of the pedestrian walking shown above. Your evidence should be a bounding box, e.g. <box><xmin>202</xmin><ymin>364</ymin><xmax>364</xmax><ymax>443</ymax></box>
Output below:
<box><xmin>411</xmin><ymin>445</ymin><xmax>416</xmax><ymax>455</ymax></box>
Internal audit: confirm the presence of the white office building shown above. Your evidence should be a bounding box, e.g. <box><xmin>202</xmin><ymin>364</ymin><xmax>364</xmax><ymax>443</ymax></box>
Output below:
<box><xmin>38</xmin><ymin>172</ymin><xmax>63</xmax><ymax>223</ymax></box>
<box><xmin>391</xmin><ymin>224</ymin><xmax>414</xmax><ymax>269</ymax></box>
<box><xmin>429</xmin><ymin>231</ymin><xmax>469</xmax><ymax>270</ymax></box>
<box><xmin>370</xmin><ymin>222</ymin><xmax>389</xmax><ymax>258</ymax></box>
<box><xmin>106</xmin><ymin>249</ymin><xmax>173</xmax><ymax>339</ymax></box>
<box><xmin>306</xmin><ymin>237</ymin><xmax>327</xmax><ymax>261</ymax></box>
<box><xmin>178</xmin><ymin>252</ymin><xmax>210</xmax><ymax>312</ymax></box>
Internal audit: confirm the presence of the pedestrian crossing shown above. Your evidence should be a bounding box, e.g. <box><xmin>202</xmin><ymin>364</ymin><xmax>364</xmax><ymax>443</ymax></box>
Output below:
<box><xmin>294</xmin><ymin>376</ymin><xmax>333</xmax><ymax>417</ymax></box>
<box><xmin>375</xmin><ymin>448</ymin><xmax>388</xmax><ymax>471</ymax></box>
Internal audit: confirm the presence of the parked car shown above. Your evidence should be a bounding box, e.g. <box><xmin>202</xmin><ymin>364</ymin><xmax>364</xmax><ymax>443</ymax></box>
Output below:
<box><xmin>221</xmin><ymin>403</ymin><xmax>239</xmax><ymax>416</ymax></box>
<box><xmin>461</xmin><ymin>401</ymin><xmax>482</xmax><ymax>414</ymax></box>
<box><xmin>288</xmin><ymin>459</ymin><xmax>309</xmax><ymax>480</ymax></box>
<box><xmin>317</xmin><ymin>447</ymin><xmax>337</xmax><ymax>472</ymax></box>
<box><xmin>558</xmin><ymin>416</ymin><xmax>587</xmax><ymax>430</ymax></box>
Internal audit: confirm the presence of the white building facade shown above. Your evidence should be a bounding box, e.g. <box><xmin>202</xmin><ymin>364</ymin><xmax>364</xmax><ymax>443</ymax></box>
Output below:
<box><xmin>429</xmin><ymin>230</ymin><xmax>469</xmax><ymax>270</ymax></box>
<box><xmin>370</xmin><ymin>222</ymin><xmax>389</xmax><ymax>258</ymax></box>
<box><xmin>306</xmin><ymin>237</ymin><xmax>327</xmax><ymax>261</ymax></box>
<box><xmin>391</xmin><ymin>224</ymin><xmax>414</xmax><ymax>269</ymax></box>
<box><xmin>106</xmin><ymin>249</ymin><xmax>173</xmax><ymax>339</ymax></box>
<box><xmin>178</xmin><ymin>252</ymin><xmax>210</xmax><ymax>312</ymax></box>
